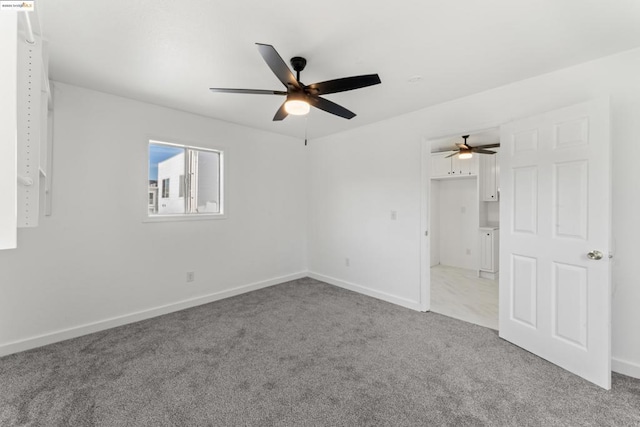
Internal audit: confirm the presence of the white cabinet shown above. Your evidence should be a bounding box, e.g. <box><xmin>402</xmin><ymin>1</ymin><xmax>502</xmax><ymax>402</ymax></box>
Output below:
<box><xmin>479</xmin><ymin>227</ymin><xmax>499</xmax><ymax>277</ymax></box>
<box><xmin>431</xmin><ymin>152</ymin><xmax>454</xmax><ymax>178</ymax></box>
<box><xmin>452</xmin><ymin>155</ymin><xmax>478</xmax><ymax>176</ymax></box>
<box><xmin>480</xmin><ymin>151</ymin><xmax>499</xmax><ymax>201</ymax></box>
<box><xmin>431</xmin><ymin>152</ymin><xmax>478</xmax><ymax>178</ymax></box>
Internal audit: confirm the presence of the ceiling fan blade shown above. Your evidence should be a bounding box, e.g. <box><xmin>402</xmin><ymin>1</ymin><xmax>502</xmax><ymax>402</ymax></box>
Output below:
<box><xmin>273</xmin><ymin>102</ymin><xmax>288</xmax><ymax>121</ymax></box>
<box><xmin>432</xmin><ymin>147</ymin><xmax>459</xmax><ymax>153</ymax></box>
<box><xmin>307</xmin><ymin>96</ymin><xmax>356</xmax><ymax>119</ymax></box>
<box><xmin>209</xmin><ymin>88</ymin><xmax>287</xmax><ymax>95</ymax></box>
<box><xmin>256</xmin><ymin>43</ymin><xmax>300</xmax><ymax>89</ymax></box>
<box><xmin>445</xmin><ymin>152</ymin><xmax>459</xmax><ymax>158</ymax></box>
<box><xmin>472</xmin><ymin>149</ymin><xmax>497</xmax><ymax>154</ymax></box>
<box><xmin>306</xmin><ymin>74</ymin><xmax>381</xmax><ymax>95</ymax></box>
<box><xmin>479</xmin><ymin>143</ymin><xmax>501</xmax><ymax>148</ymax></box>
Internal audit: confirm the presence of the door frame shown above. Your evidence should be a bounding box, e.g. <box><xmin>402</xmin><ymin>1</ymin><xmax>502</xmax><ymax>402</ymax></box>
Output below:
<box><xmin>419</xmin><ymin>123</ymin><xmax>503</xmax><ymax>312</ymax></box>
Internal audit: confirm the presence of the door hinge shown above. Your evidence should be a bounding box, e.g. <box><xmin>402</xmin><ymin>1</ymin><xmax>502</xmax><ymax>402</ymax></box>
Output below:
<box><xmin>425</xmin><ymin>230</ymin><xmax>428</xmax><ymax>236</ymax></box>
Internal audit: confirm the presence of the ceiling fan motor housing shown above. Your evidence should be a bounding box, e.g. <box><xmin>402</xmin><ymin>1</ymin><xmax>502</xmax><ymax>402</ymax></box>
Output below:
<box><xmin>290</xmin><ymin>57</ymin><xmax>307</xmax><ymax>73</ymax></box>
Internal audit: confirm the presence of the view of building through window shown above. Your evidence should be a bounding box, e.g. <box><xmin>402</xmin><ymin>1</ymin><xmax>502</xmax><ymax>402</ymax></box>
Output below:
<box><xmin>148</xmin><ymin>141</ymin><xmax>222</xmax><ymax>216</ymax></box>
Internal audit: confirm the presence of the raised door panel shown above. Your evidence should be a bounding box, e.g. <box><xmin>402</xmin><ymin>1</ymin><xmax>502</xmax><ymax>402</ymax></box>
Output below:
<box><xmin>512</xmin><ymin>166</ymin><xmax>538</xmax><ymax>234</ymax></box>
<box><xmin>552</xmin><ymin>262</ymin><xmax>588</xmax><ymax>349</ymax></box>
<box><xmin>510</xmin><ymin>254</ymin><xmax>537</xmax><ymax>328</ymax></box>
<box><xmin>554</xmin><ymin>160</ymin><xmax>588</xmax><ymax>240</ymax></box>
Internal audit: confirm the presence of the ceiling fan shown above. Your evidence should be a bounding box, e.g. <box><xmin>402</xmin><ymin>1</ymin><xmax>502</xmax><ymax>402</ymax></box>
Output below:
<box><xmin>443</xmin><ymin>135</ymin><xmax>500</xmax><ymax>159</ymax></box>
<box><xmin>210</xmin><ymin>43</ymin><xmax>381</xmax><ymax>121</ymax></box>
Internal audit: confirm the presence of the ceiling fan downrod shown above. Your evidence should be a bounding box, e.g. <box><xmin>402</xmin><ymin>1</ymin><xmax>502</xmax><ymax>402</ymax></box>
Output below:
<box><xmin>290</xmin><ymin>57</ymin><xmax>307</xmax><ymax>82</ymax></box>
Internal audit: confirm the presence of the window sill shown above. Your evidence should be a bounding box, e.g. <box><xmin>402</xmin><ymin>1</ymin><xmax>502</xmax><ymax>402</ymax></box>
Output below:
<box><xmin>143</xmin><ymin>213</ymin><xmax>227</xmax><ymax>223</ymax></box>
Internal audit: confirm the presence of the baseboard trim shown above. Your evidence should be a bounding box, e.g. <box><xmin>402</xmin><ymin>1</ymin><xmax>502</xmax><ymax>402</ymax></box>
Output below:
<box><xmin>308</xmin><ymin>271</ymin><xmax>422</xmax><ymax>311</ymax></box>
<box><xmin>0</xmin><ymin>271</ymin><xmax>307</xmax><ymax>358</ymax></box>
<box><xmin>612</xmin><ymin>357</ymin><xmax>640</xmax><ymax>379</ymax></box>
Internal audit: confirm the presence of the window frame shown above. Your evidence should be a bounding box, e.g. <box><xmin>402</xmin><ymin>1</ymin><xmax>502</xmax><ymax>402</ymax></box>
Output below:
<box><xmin>161</xmin><ymin>178</ymin><xmax>170</xmax><ymax>198</ymax></box>
<box><xmin>145</xmin><ymin>139</ymin><xmax>226</xmax><ymax>222</ymax></box>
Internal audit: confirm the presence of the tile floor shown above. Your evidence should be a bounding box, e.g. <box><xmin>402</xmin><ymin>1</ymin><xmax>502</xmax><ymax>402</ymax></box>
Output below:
<box><xmin>430</xmin><ymin>264</ymin><xmax>499</xmax><ymax>330</ymax></box>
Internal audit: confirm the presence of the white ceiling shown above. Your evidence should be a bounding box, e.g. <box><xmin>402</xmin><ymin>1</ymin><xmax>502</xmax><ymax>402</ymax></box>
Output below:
<box><xmin>38</xmin><ymin>0</ymin><xmax>640</xmax><ymax>141</ymax></box>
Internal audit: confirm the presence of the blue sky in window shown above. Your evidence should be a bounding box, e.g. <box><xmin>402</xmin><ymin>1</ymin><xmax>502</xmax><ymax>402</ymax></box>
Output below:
<box><xmin>149</xmin><ymin>144</ymin><xmax>182</xmax><ymax>180</ymax></box>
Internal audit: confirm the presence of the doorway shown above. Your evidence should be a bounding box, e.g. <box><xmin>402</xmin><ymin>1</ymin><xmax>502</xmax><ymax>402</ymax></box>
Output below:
<box><xmin>419</xmin><ymin>99</ymin><xmax>612</xmax><ymax>388</ymax></box>
<box><xmin>426</xmin><ymin>129</ymin><xmax>501</xmax><ymax>330</ymax></box>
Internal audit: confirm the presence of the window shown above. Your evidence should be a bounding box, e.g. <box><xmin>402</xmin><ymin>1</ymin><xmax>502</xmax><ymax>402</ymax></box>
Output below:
<box><xmin>148</xmin><ymin>141</ymin><xmax>223</xmax><ymax>218</ymax></box>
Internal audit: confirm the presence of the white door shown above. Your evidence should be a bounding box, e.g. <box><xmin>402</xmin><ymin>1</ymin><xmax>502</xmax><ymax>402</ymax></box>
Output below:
<box><xmin>499</xmin><ymin>99</ymin><xmax>611</xmax><ymax>389</ymax></box>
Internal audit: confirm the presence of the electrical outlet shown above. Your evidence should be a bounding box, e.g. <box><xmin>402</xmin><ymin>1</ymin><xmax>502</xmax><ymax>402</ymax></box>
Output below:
<box><xmin>391</xmin><ymin>210</ymin><xmax>397</xmax><ymax>220</ymax></box>
<box><xmin>345</xmin><ymin>258</ymin><xmax>350</xmax><ymax>267</ymax></box>
<box><xmin>461</xmin><ymin>206</ymin><xmax>466</xmax><ymax>214</ymax></box>
<box><xmin>186</xmin><ymin>271</ymin><xmax>195</xmax><ymax>283</ymax></box>
<box><xmin>466</xmin><ymin>249</ymin><xmax>471</xmax><ymax>255</ymax></box>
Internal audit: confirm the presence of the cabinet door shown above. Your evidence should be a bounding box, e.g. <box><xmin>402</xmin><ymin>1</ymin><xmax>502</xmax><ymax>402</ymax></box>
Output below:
<box><xmin>452</xmin><ymin>155</ymin><xmax>478</xmax><ymax>176</ymax></box>
<box><xmin>431</xmin><ymin>152</ymin><xmax>453</xmax><ymax>177</ymax></box>
<box><xmin>482</xmin><ymin>154</ymin><xmax>497</xmax><ymax>201</ymax></box>
<box><xmin>480</xmin><ymin>231</ymin><xmax>494</xmax><ymax>271</ymax></box>
<box><xmin>463</xmin><ymin>155</ymin><xmax>479</xmax><ymax>175</ymax></box>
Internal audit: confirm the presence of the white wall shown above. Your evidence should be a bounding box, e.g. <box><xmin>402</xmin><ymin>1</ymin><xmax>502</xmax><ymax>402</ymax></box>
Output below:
<box><xmin>0</xmin><ymin>14</ymin><xmax>17</xmax><ymax>250</ymax></box>
<box><xmin>0</xmin><ymin>83</ymin><xmax>307</xmax><ymax>354</ymax></box>
<box><xmin>308</xmin><ymin>48</ymin><xmax>640</xmax><ymax>377</ymax></box>
<box><xmin>437</xmin><ymin>178</ymin><xmax>478</xmax><ymax>270</ymax></box>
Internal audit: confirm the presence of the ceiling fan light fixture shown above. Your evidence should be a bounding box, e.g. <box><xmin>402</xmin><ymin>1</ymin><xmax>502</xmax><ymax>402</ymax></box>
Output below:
<box><xmin>459</xmin><ymin>151</ymin><xmax>473</xmax><ymax>160</ymax></box>
<box><xmin>284</xmin><ymin>99</ymin><xmax>310</xmax><ymax>116</ymax></box>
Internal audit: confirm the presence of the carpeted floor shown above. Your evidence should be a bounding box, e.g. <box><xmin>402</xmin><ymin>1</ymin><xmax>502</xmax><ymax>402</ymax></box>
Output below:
<box><xmin>1</xmin><ymin>278</ymin><xmax>639</xmax><ymax>426</ymax></box>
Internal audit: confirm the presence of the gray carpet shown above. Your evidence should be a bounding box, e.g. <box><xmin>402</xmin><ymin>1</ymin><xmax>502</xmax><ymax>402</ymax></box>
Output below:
<box><xmin>1</xmin><ymin>278</ymin><xmax>639</xmax><ymax>426</ymax></box>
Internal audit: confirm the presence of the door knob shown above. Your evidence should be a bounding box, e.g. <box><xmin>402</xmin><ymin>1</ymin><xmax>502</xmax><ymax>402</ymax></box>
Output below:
<box><xmin>587</xmin><ymin>250</ymin><xmax>603</xmax><ymax>260</ymax></box>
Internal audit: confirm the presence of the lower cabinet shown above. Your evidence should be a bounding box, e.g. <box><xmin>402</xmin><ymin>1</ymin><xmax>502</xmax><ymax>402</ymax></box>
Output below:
<box><xmin>479</xmin><ymin>228</ymin><xmax>499</xmax><ymax>278</ymax></box>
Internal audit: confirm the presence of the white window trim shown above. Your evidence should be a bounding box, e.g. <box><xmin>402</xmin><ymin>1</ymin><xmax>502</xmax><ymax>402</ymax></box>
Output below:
<box><xmin>144</xmin><ymin>139</ymin><xmax>227</xmax><ymax>223</ymax></box>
